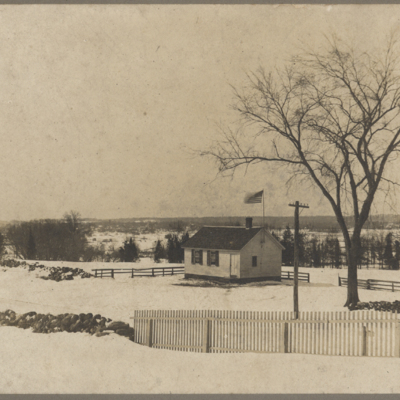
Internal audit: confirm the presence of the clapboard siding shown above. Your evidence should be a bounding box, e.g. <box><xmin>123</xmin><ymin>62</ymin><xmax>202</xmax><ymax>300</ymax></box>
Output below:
<box><xmin>184</xmin><ymin>249</ymin><xmax>237</xmax><ymax>278</ymax></box>
<box><xmin>240</xmin><ymin>231</ymin><xmax>282</xmax><ymax>278</ymax></box>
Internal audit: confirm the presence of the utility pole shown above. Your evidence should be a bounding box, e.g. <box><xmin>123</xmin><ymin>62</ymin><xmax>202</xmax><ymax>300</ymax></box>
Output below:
<box><xmin>289</xmin><ymin>201</ymin><xmax>309</xmax><ymax>319</ymax></box>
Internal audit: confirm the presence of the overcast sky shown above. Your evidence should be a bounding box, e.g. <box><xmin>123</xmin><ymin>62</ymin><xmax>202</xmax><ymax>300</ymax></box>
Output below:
<box><xmin>1</xmin><ymin>5</ymin><xmax>400</xmax><ymax>221</ymax></box>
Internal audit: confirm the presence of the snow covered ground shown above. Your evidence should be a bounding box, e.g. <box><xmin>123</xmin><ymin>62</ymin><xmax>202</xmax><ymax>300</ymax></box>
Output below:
<box><xmin>2</xmin><ymin>325</ymin><xmax>400</xmax><ymax>394</ymax></box>
<box><xmin>1</xmin><ymin>262</ymin><xmax>400</xmax><ymax>393</ymax></box>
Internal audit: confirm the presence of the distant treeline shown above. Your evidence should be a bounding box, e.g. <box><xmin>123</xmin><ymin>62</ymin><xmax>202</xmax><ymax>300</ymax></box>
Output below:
<box><xmin>7</xmin><ymin>212</ymin><xmax>90</xmax><ymax>261</ymax></box>
<box><xmin>5</xmin><ymin>212</ymin><xmax>140</xmax><ymax>263</ymax></box>
<box><xmin>85</xmin><ymin>214</ymin><xmax>400</xmax><ymax>235</ymax></box>
<box><xmin>4</xmin><ymin>212</ymin><xmax>190</xmax><ymax>264</ymax></box>
<box><xmin>3</xmin><ymin>212</ymin><xmax>400</xmax><ymax>266</ymax></box>
<box><xmin>274</xmin><ymin>226</ymin><xmax>400</xmax><ymax>270</ymax></box>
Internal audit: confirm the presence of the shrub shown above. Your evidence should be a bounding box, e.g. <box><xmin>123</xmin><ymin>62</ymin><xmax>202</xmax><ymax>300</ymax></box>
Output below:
<box><xmin>166</xmin><ymin>232</ymin><xmax>189</xmax><ymax>263</ymax></box>
<box><xmin>119</xmin><ymin>238</ymin><xmax>139</xmax><ymax>262</ymax></box>
<box><xmin>154</xmin><ymin>240</ymin><xmax>166</xmax><ymax>263</ymax></box>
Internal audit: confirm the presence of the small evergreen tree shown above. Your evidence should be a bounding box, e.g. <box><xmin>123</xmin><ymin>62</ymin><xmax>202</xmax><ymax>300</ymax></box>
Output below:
<box><xmin>325</xmin><ymin>235</ymin><xmax>335</xmax><ymax>268</ymax></box>
<box><xmin>281</xmin><ymin>225</ymin><xmax>294</xmax><ymax>266</ymax></box>
<box><xmin>167</xmin><ymin>235</ymin><xmax>177</xmax><ymax>263</ymax></box>
<box><xmin>370</xmin><ymin>239</ymin><xmax>377</xmax><ymax>267</ymax></box>
<box><xmin>320</xmin><ymin>240</ymin><xmax>328</xmax><ymax>267</ymax></box>
<box><xmin>181</xmin><ymin>231</ymin><xmax>190</xmax><ymax>244</ymax></box>
<box><xmin>119</xmin><ymin>237</ymin><xmax>139</xmax><ymax>262</ymax></box>
<box><xmin>334</xmin><ymin>238</ymin><xmax>341</xmax><ymax>269</ymax></box>
<box><xmin>166</xmin><ymin>233</ymin><xmax>187</xmax><ymax>263</ymax></box>
<box><xmin>154</xmin><ymin>239</ymin><xmax>166</xmax><ymax>263</ymax></box>
<box><xmin>384</xmin><ymin>232</ymin><xmax>394</xmax><ymax>269</ymax></box>
<box><xmin>375</xmin><ymin>233</ymin><xmax>385</xmax><ymax>269</ymax></box>
<box><xmin>394</xmin><ymin>240</ymin><xmax>400</xmax><ymax>270</ymax></box>
<box><xmin>298</xmin><ymin>231</ymin><xmax>308</xmax><ymax>266</ymax></box>
<box><xmin>311</xmin><ymin>237</ymin><xmax>321</xmax><ymax>268</ymax></box>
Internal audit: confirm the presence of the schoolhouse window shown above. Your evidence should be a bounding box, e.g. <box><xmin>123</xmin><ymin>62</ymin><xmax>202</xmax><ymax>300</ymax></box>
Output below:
<box><xmin>207</xmin><ymin>250</ymin><xmax>219</xmax><ymax>266</ymax></box>
<box><xmin>194</xmin><ymin>250</ymin><xmax>203</xmax><ymax>265</ymax></box>
<box><xmin>252</xmin><ymin>256</ymin><xmax>257</xmax><ymax>267</ymax></box>
<box><xmin>211</xmin><ymin>251</ymin><xmax>218</xmax><ymax>266</ymax></box>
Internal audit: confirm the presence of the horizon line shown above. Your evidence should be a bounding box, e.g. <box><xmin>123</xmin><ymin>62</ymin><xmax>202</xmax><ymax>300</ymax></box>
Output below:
<box><xmin>3</xmin><ymin>213</ymin><xmax>399</xmax><ymax>223</ymax></box>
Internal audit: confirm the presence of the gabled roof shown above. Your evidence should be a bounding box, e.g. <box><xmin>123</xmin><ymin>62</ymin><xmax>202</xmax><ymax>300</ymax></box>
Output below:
<box><xmin>182</xmin><ymin>226</ymin><xmax>282</xmax><ymax>251</ymax></box>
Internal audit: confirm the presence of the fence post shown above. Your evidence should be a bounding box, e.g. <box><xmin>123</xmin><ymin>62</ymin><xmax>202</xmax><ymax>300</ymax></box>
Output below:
<box><xmin>146</xmin><ymin>319</ymin><xmax>153</xmax><ymax>348</ymax></box>
<box><xmin>202</xmin><ymin>319</ymin><xmax>210</xmax><ymax>353</ymax></box>
<box><xmin>280</xmin><ymin>322</ymin><xmax>289</xmax><ymax>353</ymax></box>
<box><xmin>362</xmin><ymin>325</ymin><xmax>367</xmax><ymax>356</ymax></box>
<box><xmin>163</xmin><ymin>268</ymin><xmax>165</xmax><ymax>276</ymax></box>
<box><xmin>393</xmin><ymin>282</ymin><xmax>395</xmax><ymax>292</ymax></box>
<box><xmin>307</xmin><ymin>273</ymin><xmax>310</xmax><ymax>283</ymax></box>
<box><xmin>172</xmin><ymin>268</ymin><xmax>174</xmax><ymax>276</ymax></box>
<box><xmin>338</xmin><ymin>276</ymin><xmax>341</xmax><ymax>286</ymax></box>
<box><xmin>111</xmin><ymin>269</ymin><xmax>114</xmax><ymax>279</ymax></box>
<box><xmin>152</xmin><ymin>268</ymin><xmax>154</xmax><ymax>277</ymax></box>
<box><xmin>367</xmin><ymin>279</ymin><xmax>371</xmax><ymax>290</ymax></box>
<box><xmin>131</xmin><ymin>269</ymin><xmax>134</xmax><ymax>278</ymax></box>
<box><xmin>395</xmin><ymin>320</ymin><xmax>400</xmax><ymax>357</ymax></box>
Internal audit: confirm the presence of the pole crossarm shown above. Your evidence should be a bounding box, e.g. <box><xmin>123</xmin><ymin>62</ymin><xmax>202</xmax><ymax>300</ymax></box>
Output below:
<box><xmin>289</xmin><ymin>203</ymin><xmax>310</xmax><ymax>209</ymax></box>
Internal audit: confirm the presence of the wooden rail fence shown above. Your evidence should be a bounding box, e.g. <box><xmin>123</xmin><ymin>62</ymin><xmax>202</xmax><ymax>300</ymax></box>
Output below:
<box><xmin>92</xmin><ymin>266</ymin><xmax>184</xmax><ymax>278</ymax></box>
<box><xmin>93</xmin><ymin>267</ymin><xmax>310</xmax><ymax>282</ymax></box>
<box><xmin>339</xmin><ymin>276</ymin><xmax>400</xmax><ymax>292</ymax></box>
<box><xmin>131</xmin><ymin>310</ymin><xmax>400</xmax><ymax>357</ymax></box>
<box><xmin>281</xmin><ymin>270</ymin><xmax>310</xmax><ymax>283</ymax></box>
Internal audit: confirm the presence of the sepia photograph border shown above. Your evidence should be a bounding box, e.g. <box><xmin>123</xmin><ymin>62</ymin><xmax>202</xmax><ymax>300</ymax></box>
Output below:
<box><xmin>0</xmin><ymin>0</ymin><xmax>398</xmax><ymax>399</ymax></box>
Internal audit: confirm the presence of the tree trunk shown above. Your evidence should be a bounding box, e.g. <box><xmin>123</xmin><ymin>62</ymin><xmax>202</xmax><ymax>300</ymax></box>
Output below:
<box><xmin>344</xmin><ymin>239</ymin><xmax>360</xmax><ymax>308</ymax></box>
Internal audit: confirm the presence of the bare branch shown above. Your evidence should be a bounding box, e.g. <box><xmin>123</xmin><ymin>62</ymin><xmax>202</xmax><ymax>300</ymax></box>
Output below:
<box><xmin>199</xmin><ymin>33</ymin><xmax>400</xmax><ymax>306</ymax></box>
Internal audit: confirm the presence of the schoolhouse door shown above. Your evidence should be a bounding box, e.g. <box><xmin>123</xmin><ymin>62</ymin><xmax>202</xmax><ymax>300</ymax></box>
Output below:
<box><xmin>230</xmin><ymin>254</ymin><xmax>240</xmax><ymax>278</ymax></box>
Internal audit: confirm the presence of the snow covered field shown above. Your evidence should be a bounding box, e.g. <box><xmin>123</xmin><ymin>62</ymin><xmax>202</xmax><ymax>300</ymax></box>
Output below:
<box><xmin>89</xmin><ymin>231</ymin><xmax>169</xmax><ymax>252</ymax></box>
<box><xmin>88</xmin><ymin>229</ymin><xmax>196</xmax><ymax>252</ymax></box>
<box><xmin>1</xmin><ymin>262</ymin><xmax>400</xmax><ymax>393</ymax></box>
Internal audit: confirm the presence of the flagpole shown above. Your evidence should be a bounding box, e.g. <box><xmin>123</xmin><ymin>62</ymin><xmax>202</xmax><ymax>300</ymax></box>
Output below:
<box><xmin>262</xmin><ymin>189</ymin><xmax>265</xmax><ymax>243</ymax></box>
<box><xmin>262</xmin><ymin>189</ymin><xmax>264</xmax><ymax>229</ymax></box>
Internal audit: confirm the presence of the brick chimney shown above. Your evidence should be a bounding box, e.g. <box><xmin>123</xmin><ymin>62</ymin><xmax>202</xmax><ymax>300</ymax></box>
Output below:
<box><xmin>245</xmin><ymin>217</ymin><xmax>253</xmax><ymax>229</ymax></box>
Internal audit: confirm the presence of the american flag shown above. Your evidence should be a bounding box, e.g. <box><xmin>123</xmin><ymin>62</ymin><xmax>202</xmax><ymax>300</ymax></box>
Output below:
<box><xmin>244</xmin><ymin>190</ymin><xmax>263</xmax><ymax>204</ymax></box>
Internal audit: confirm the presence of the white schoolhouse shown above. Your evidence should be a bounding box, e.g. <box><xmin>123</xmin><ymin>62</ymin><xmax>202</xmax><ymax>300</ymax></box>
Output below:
<box><xmin>182</xmin><ymin>218</ymin><xmax>284</xmax><ymax>282</ymax></box>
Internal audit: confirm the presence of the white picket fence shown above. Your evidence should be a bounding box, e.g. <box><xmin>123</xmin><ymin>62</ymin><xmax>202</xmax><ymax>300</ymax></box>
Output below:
<box><xmin>131</xmin><ymin>310</ymin><xmax>400</xmax><ymax>357</ymax></box>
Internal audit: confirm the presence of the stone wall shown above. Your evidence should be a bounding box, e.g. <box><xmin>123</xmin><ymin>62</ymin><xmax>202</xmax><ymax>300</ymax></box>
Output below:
<box><xmin>0</xmin><ymin>309</ymin><xmax>134</xmax><ymax>341</ymax></box>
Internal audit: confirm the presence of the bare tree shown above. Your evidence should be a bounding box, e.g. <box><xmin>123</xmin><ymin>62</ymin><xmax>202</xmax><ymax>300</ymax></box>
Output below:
<box><xmin>63</xmin><ymin>210</ymin><xmax>81</xmax><ymax>233</ymax></box>
<box><xmin>202</xmin><ymin>34</ymin><xmax>400</xmax><ymax>307</ymax></box>
<box><xmin>7</xmin><ymin>212</ymin><xmax>90</xmax><ymax>262</ymax></box>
